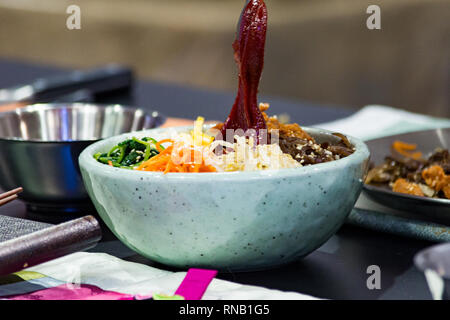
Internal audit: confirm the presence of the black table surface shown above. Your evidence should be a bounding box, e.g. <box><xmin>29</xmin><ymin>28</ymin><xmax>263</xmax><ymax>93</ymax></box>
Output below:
<box><xmin>0</xmin><ymin>59</ymin><xmax>433</xmax><ymax>300</ymax></box>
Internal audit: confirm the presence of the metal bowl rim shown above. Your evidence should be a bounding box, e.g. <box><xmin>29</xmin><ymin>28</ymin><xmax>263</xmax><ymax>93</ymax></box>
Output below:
<box><xmin>0</xmin><ymin>103</ymin><xmax>166</xmax><ymax>143</ymax></box>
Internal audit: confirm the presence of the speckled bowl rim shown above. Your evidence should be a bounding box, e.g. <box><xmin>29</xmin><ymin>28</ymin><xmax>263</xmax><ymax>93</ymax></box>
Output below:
<box><xmin>79</xmin><ymin>125</ymin><xmax>370</xmax><ymax>180</ymax></box>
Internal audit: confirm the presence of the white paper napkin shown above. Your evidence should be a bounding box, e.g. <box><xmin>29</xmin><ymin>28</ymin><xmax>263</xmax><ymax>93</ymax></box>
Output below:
<box><xmin>27</xmin><ymin>252</ymin><xmax>318</xmax><ymax>300</ymax></box>
<box><xmin>315</xmin><ymin>105</ymin><xmax>450</xmax><ymax>141</ymax></box>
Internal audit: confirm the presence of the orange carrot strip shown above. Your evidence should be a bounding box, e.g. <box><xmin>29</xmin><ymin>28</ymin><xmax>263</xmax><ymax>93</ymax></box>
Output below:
<box><xmin>155</xmin><ymin>139</ymin><xmax>174</xmax><ymax>152</ymax></box>
<box><xmin>134</xmin><ymin>138</ymin><xmax>217</xmax><ymax>173</ymax></box>
<box><xmin>392</xmin><ymin>140</ymin><xmax>423</xmax><ymax>160</ymax></box>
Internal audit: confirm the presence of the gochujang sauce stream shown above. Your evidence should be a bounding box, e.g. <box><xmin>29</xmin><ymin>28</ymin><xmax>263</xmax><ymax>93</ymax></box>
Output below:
<box><xmin>220</xmin><ymin>0</ymin><xmax>268</xmax><ymax>144</ymax></box>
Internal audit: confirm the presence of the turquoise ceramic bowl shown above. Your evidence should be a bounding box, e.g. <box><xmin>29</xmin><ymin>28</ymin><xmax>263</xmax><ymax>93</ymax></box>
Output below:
<box><xmin>79</xmin><ymin>126</ymin><xmax>370</xmax><ymax>271</ymax></box>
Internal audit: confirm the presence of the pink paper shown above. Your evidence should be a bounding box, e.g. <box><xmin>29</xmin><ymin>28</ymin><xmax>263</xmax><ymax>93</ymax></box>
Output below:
<box><xmin>175</xmin><ymin>268</ymin><xmax>217</xmax><ymax>300</ymax></box>
<box><xmin>7</xmin><ymin>283</ymin><xmax>144</xmax><ymax>300</ymax></box>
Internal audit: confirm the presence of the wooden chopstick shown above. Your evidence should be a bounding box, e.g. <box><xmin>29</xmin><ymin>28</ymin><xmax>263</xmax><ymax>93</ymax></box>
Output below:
<box><xmin>0</xmin><ymin>187</ymin><xmax>23</xmax><ymax>207</ymax></box>
<box><xmin>0</xmin><ymin>194</ymin><xmax>18</xmax><ymax>207</ymax></box>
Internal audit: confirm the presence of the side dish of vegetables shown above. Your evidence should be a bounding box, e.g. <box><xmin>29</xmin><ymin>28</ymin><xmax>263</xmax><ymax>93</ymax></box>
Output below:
<box><xmin>365</xmin><ymin>141</ymin><xmax>450</xmax><ymax>200</ymax></box>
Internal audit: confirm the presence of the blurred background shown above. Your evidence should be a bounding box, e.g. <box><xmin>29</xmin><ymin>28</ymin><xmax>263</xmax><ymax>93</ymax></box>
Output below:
<box><xmin>0</xmin><ymin>0</ymin><xmax>448</xmax><ymax>117</ymax></box>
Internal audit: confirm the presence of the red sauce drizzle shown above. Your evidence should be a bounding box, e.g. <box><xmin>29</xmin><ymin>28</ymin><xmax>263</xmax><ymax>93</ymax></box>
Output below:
<box><xmin>220</xmin><ymin>0</ymin><xmax>268</xmax><ymax>144</ymax></box>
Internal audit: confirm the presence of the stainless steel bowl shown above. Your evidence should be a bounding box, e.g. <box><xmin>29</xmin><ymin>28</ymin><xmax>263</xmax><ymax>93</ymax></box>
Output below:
<box><xmin>0</xmin><ymin>103</ymin><xmax>165</xmax><ymax>213</ymax></box>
